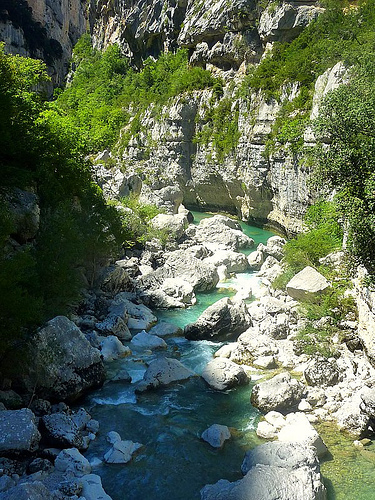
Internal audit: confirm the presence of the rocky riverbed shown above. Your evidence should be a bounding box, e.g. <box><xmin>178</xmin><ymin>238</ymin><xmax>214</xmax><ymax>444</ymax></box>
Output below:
<box><xmin>1</xmin><ymin>210</ymin><xmax>375</xmax><ymax>500</ymax></box>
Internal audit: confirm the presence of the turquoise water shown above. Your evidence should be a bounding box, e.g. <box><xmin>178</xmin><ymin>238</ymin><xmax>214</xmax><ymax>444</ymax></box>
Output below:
<box><xmin>80</xmin><ymin>213</ymin><xmax>375</xmax><ymax>500</ymax></box>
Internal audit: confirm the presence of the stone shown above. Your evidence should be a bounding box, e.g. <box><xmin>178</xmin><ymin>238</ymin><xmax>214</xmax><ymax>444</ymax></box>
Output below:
<box><xmin>41</xmin><ymin>412</ymin><xmax>84</xmax><ymax>449</ymax></box>
<box><xmin>130</xmin><ymin>330</ymin><xmax>167</xmax><ymax>350</ymax></box>
<box><xmin>98</xmin><ymin>265</ymin><xmax>131</xmax><ymax>294</ymax></box>
<box><xmin>27</xmin><ymin>458</ymin><xmax>53</xmax><ymax>474</ymax></box>
<box><xmin>6</xmin><ymin>188</ymin><xmax>40</xmax><ymax>243</ymax></box>
<box><xmin>202</xmin><ymin>442</ymin><xmax>326</xmax><ymax>500</ymax></box>
<box><xmin>286</xmin><ymin>266</ymin><xmax>330</xmax><ymax>302</ymax></box>
<box><xmin>100</xmin><ymin>336</ymin><xmax>131</xmax><ymax>361</ymax></box>
<box><xmin>201</xmin><ymin>424</ymin><xmax>231</xmax><ymax>448</ymax></box>
<box><xmin>202</xmin><ymin>358</ymin><xmax>249</xmax><ymax>391</ymax></box>
<box><xmin>184</xmin><ymin>297</ymin><xmax>251</xmax><ymax>341</ymax></box>
<box><xmin>1</xmin><ymin>482</ymin><xmax>54</xmax><ymax>500</ymax></box>
<box><xmin>193</xmin><ymin>215</ymin><xmax>254</xmax><ymax>252</ymax></box>
<box><xmin>304</xmin><ymin>357</ymin><xmax>341</xmax><ymax>387</ymax></box>
<box><xmin>0</xmin><ymin>409</ymin><xmax>41</xmax><ymax>454</ymax></box>
<box><xmin>252</xmin><ymin>355</ymin><xmax>277</xmax><ymax>369</ymax></box>
<box><xmin>55</xmin><ymin>448</ymin><xmax>92</xmax><ymax>477</ymax></box>
<box><xmin>104</xmin><ymin>438</ymin><xmax>143</xmax><ymax>464</ymax></box>
<box><xmin>251</xmin><ymin>372</ymin><xmax>304</xmax><ymax>413</ymax></box>
<box><xmin>26</xmin><ymin>316</ymin><xmax>105</xmax><ymax>401</ymax></box>
<box><xmin>109</xmin><ymin>294</ymin><xmax>157</xmax><ymax>330</ymax></box>
<box><xmin>80</xmin><ymin>474</ymin><xmax>112</xmax><ymax>500</ymax></box>
<box><xmin>71</xmin><ymin>408</ymin><xmax>92</xmax><ymax>430</ymax></box>
<box><xmin>277</xmin><ymin>412</ymin><xmax>328</xmax><ymax>459</ymax></box>
<box><xmin>204</xmin><ymin>250</ymin><xmax>249</xmax><ymax>273</ymax></box>
<box><xmin>144</xmin><ymin>278</ymin><xmax>196</xmax><ymax>308</ymax></box>
<box><xmin>247</xmin><ymin>250</ymin><xmax>264</xmax><ymax>270</ymax></box>
<box><xmin>95</xmin><ymin>315</ymin><xmax>132</xmax><ymax>341</ymax></box>
<box><xmin>137</xmin><ymin>357</ymin><xmax>196</xmax><ymax>391</ymax></box>
<box><xmin>148</xmin><ymin>321</ymin><xmax>183</xmax><ymax>338</ymax></box>
<box><xmin>150</xmin><ymin>213</ymin><xmax>188</xmax><ymax>239</ymax></box>
<box><xmin>256</xmin><ymin>420</ymin><xmax>279</xmax><ymax>439</ymax></box>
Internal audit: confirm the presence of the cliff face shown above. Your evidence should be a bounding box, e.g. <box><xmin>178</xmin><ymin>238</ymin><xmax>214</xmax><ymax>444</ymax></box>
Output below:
<box><xmin>1</xmin><ymin>0</ymin><xmax>334</xmax><ymax>233</ymax></box>
<box><xmin>0</xmin><ymin>0</ymin><xmax>89</xmax><ymax>85</ymax></box>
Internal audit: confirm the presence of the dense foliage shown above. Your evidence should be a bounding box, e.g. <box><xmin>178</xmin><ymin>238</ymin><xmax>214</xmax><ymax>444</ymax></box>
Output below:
<box><xmin>0</xmin><ymin>46</ymin><xmax>126</xmax><ymax>359</ymax></box>
<box><xmin>55</xmin><ymin>37</ymin><xmax>217</xmax><ymax>151</ymax></box>
<box><xmin>313</xmin><ymin>60</ymin><xmax>375</xmax><ymax>275</ymax></box>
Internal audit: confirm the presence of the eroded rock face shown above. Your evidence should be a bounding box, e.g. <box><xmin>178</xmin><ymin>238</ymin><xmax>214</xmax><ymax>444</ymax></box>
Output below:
<box><xmin>25</xmin><ymin>316</ymin><xmax>105</xmax><ymax>401</ymax></box>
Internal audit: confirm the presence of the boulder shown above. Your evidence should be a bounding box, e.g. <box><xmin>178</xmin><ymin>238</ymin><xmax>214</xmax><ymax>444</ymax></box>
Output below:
<box><xmin>247</xmin><ymin>250</ymin><xmax>264</xmax><ymax>270</ymax></box>
<box><xmin>104</xmin><ymin>432</ymin><xmax>143</xmax><ymax>464</ymax></box>
<box><xmin>251</xmin><ymin>372</ymin><xmax>304</xmax><ymax>413</ymax></box>
<box><xmin>137</xmin><ymin>357</ymin><xmax>196</xmax><ymax>391</ymax></box>
<box><xmin>41</xmin><ymin>413</ymin><xmax>83</xmax><ymax>449</ymax></box>
<box><xmin>202</xmin><ymin>358</ymin><xmax>249</xmax><ymax>391</ymax></box>
<box><xmin>184</xmin><ymin>297</ymin><xmax>252</xmax><ymax>341</ymax></box>
<box><xmin>148</xmin><ymin>321</ymin><xmax>183</xmax><ymax>338</ymax></box>
<box><xmin>109</xmin><ymin>294</ymin><xmax>157</xmax><ymax>330</ymax></box>
<box><xmin>1</xmin><ymin>482</ymin><xmax>54</xmax><ymax>500</ymax></box>
<box><xmin>304</xmin><ymin>357</ymin><xmax>341</xmax><ymax>387</ymax></box>
<box><xmin>130</xmin><ymin>330</ymin><xmax>167</xmax><ymax>350</ymax></box>
<box><xmin>277</xmin><ymin>413</ymin><xmax>328</xmax><ymax>459</ymax></box>
<box><xmin>95</xmin><ymin>315</ymin><xmax>132</xmax><ymax>340</ymax></box>
<box><xmin>202</xmin><ymin>441</ymin><xmax>326</xmax><ymax>500</ymax></box>
<box><xmin>26</xmin><ymin>316</ymin><xmax>105</xmax><ymax>401</ymax></box>
<box><xmin>0</xmin><ymin>409</ymin><xmax>41</xmax><ymax>454</ymax></box>
<box><xmin>143</xmin><ymin>278</ymin><xmax>196</xmax><ymax>308</ymax></box>
<box><xmin>55</xmin><ymin>448</ymin><xmax>92</xmax><ymax>477</ymax></box>
<box><xmin>138</xmin><ymin>250</ymin><xmax>219</xmax><ymax>294</ymax></box>
<box><xmin>150</xmin><ymin>213</ymin><xmax>188</xmax><ymax>240</ymax></box>
<box><xmin>97</xmin><ymin>265</ymin><xmax>131</xmax><ymax>294</ymax></box>
<box><xmin>201</xmin><ymin>424</ymin><xmax>231</xmax><ymax>448</ymax></box>
<box><xmin>193</xmin><ymin>215</ymin><xmax>254</xmax><ymax>252</ymax></box>
<box><xmin>286</xmin><ymin>266</ymin><xmax>330</xmax><ymax>302</ymax></box>
<box><xmin>80</xmin><ymin>474</ymin><xmax>113</xmax><ymax>500</ymax></box>
<box><xmin>100</xmin><ymin>336</ymin><xmax>131</xmax><ymax>361</ymax></box>
<box><xmin>0</xmin><ymin>390</ymin><xmax>23</xmax><ymax>410</ymax></box>
<box><xmin>203</xmin><ymin>250</ymin><xmax>249</xmax><ymax>273</ymax></box>
<box><xmin>139</xmin><ymin>184</ymin><xmax>183</xmax><ymax>214</ymax></box>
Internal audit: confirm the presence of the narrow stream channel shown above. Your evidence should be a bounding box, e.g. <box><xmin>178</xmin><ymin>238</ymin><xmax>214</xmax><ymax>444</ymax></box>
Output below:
<box><xmin>80</xmin><ymin>213</ymin><xmax>375</xmax><ymax>500</ymax></box>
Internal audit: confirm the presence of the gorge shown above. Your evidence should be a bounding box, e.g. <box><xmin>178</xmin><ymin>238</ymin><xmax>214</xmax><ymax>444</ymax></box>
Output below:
<box><xmin>1</xmin><ymin>1</ymin><xmax>375</xmax><ymax>500</ymax></box>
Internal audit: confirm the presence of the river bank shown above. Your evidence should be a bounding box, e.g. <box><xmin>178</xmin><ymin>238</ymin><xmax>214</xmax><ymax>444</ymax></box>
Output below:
<box><xmin>1</xmin><ymin>210</ymin><xmax>375</xmax><ymax>499</ymax></box>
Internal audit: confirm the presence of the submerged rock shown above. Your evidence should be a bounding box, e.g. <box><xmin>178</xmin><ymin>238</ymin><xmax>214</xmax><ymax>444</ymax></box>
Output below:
<box><xmin>201</xmin><ymin>424</ymin><xmax>231</xmax><ymax>448</ymax></box>
<box><xmin>136</xmin><ymin>357</ymin><xmax>196</xmax><ymax>392</ymax></box>
<box><xmin>184</xmin><ymin>297</ymin><xmax>251</xmax><ymax>341</ymax></box>
<box><xmin>202</xmin><ymin>358</ymin><xmax>249</xmax><ymax>391</ymax></box>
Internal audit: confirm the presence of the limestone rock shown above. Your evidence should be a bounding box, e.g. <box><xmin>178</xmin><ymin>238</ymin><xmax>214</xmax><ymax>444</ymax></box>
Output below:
<box><xmin>203</xmin><ymin>250</ymin><xmax>249</xmax><ymax>273</ymax></box>
<box><xmin>202</xmin><ymin>442</ymin><xmax>326</xmax><ymax>500</ymax></box>
<box><xmin>247</xmin><ymin>250</ymin><xmax>264</xmax><ymax>270</ymax></box>
<box><xmin>251</xmin><ymin>372</ymin><xmax>304</xmax><ymax>413</ymax></box>
<box><xmin>1</xmin><ymin>481</ymin><xmax>54</xmax><ymax>500</ymax></box>
<box><xmin>80</xmin><ymin>474</ymin><xmax>113</xmax><ymax>500</ymax></box>
<box><xmin>150</xmin><ymin>213</ymin><xmax>188</xmax><ymax>240</ymax></box>
<box><xmin>109</xmin><ymin>294</ymin><xmax>157</xmax><ymax>330</ymax></box>
<box><xmin>104</xmin><ymin>432</ymin><xmax>143</xmax><ymax>464</ymax></box>
<box><xmin>304</xmin><ymin>357</ymin><xmax>341</xmax><ymax>387</ymax></box>
<box><xmin>95</xmin><ymin>315</ymin><xmax>132</xmax><ymax>340</ymax></box>
<box><xmin>201</xmin><ymin>424</ymin><xmax>231</xmax><ymax>448</ymax></box>
<box><xmin>184</xmin><ymin>297</ymin><xmax>251</xmax><ymax>341</ymax></box>
<box><xmin>286</xmin><ymin>266</ymin><xmax>330</xmax><ymax>302</ymax></box>
<box><xmin>137</xmin><ymin>357</ymin><xmax>196</xmax><ymax>391</ymax></box>
<box><xmin>130</xmin><ymin>330</ymin><xmax>167</xmax><ymax>350</ymax></box>
<box><xmin>41</xmin><ymin>412</ymin><xmax>84</xmax><ymax>449</ymax></box>
<box><xmin>193</xmin><ymin>215</ymin><xmax>254</xmax><ymax>252</ymax></box>
<box><xmin>0</xmin><ymin>408</ymin><xmax>41</xmax><ymax>454</ymax></box>
<box><xmin>26</xmin><ymin>316</ymin><xmax>105</xmax><ymax>401</ymax></box>
<box><xmin>55</xmin><ymin>448</ymin><xmax>92</xmax><ymax>477</ymax></box>
<box><xmin>100</xmin><ymin>336</ymin><xmax>131</xmax><ymax>361</ymax></box>
<box><xmin>148</xmin><ymin>321</ymin><xmax>183</xmax><ymax>338</ymax></box>
<box><xmin>202</xmin><ymin>358</ymin><xmax>249</xmax><ymax>391</ymax></box>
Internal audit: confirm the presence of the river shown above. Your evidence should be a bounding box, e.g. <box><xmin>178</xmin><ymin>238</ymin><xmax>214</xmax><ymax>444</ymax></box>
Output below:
<box><xmin>79</xmin><ymin>213</ymin><xmax>375</xmax><ymax>500</ymax></box>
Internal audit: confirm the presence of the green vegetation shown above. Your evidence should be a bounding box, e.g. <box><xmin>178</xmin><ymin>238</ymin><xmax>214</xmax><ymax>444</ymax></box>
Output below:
<box><xmin>54</xmin><ymin>37</ymin><xmax>217</xmax><ymax>152</ymax></box>
<box><xmin>0</xmin><ymin>46</ymin><xmax>127</xmax><ymax>359</ymax></box>
<box><xmin>313</xmin><ymin>59</ymin><xmax>375</xmax><ymax>276</ymax></box>
<box><xmin>194</xmin><ymin>97</ymin><xmax>240</xmax><ymax>161</ymax></box>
